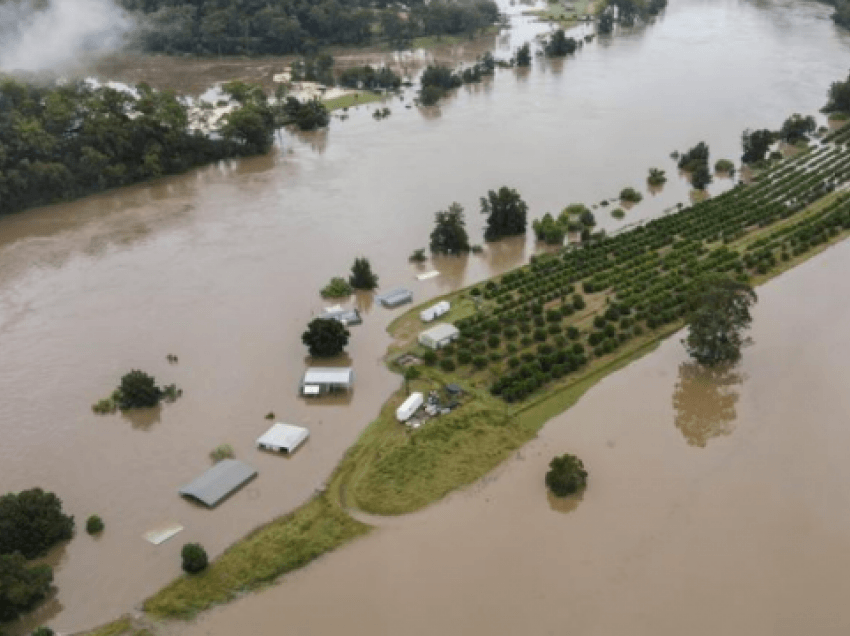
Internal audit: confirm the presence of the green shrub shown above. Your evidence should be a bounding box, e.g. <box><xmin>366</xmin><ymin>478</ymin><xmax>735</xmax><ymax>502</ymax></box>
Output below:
<box><xmin>545</xmin><ymin>454</ymin><xmax>588</xmax><ymax>497</ymax></box>
<box><xmin>612</xmin><ymin>208</ymin><xmax>626</xmax><ymax>219</ymax></box>
<box><xmin>0</xmin><ymin>554</ymin><xmax>52</xmax><ymax>622</ymax></box>
<box><xmin>619</xmin><ymin>187</ymin><xmax>642</xmax><ymax>203</ymax></box>
<box><xmin>440</xmin><ymin>358</ymin><xmax>456</xmax><ymax>372</ymax></box>
<box><xmin>181</xmin><ymin>543</ymin><xmax>208</xmax><ymax>574</ymax></box>
<box><xmin>422</xmin><ymin>350</ymin><xmax>437</xmax><ymax>365</ymax></box>
<box><xmin>85</xmin><ymin>515</ymin><xmax>104</xmax><ymax>535</ymax></box>
<box><xmin>210</xmin><ymin>444</ymin><xmax>234</xmax><ymax>463</ymax></box>
<box><xmin>472</xmin><ymin>356</ymin><xmax>488</xmax><ymax>369</ymax></box>
<box><xmin>714</xmin><ymin>158</ymin><xmax>735</xmax><ymax>174</ymax></box>
<box><xmin>320</xmin><ymin>277</ymin><xmax>353</xmax><ymax>298</ymax></box>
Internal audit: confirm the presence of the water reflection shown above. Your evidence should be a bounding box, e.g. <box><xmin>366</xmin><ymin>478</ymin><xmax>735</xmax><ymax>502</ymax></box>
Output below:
<box><xmin>431</xmin><ymin>253</ymin><xmax>470</xmax><ymax>291</ymax></box>
<box><xmin>672</xmin><ymin>362</ymin><xmax>744</xmax><ymax>448</ymax></box>
<box><xmin>547</xmin><ymin>488</ymin><xmax>584</xmax><ymax>513</ymax></box>
<box><xmin>120</xmin><ymin>405</ymin><xmax>163</xmax><ymax>431</ymax></box>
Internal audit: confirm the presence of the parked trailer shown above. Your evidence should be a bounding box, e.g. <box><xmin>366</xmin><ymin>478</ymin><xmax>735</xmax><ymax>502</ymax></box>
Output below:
<box><xmin>420</xmin><ymin>300</ymin><xmax>450</xmax><ymax>323</ymax></box>
<box><xmin>396</xmin><ymin>392</ymin><xmax>424</xmax><ymax>422</ymax></box>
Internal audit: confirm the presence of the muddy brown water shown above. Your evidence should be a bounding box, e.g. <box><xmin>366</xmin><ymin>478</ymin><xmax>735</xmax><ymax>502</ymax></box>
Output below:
<box><xmin>176</xmin><ymin>235</ymin><xmax>850</xmax><ymax>636</ymax></box>
<box><xmin>2</xmin><ymin>0</ymin><xmax>850</xmax><ymax>632</ymax></box>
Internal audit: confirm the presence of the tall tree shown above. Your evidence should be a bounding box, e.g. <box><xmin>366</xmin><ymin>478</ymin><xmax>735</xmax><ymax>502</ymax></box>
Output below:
<box><xmin>0</xmin><ymin>489</ymin><xmax>74</xmax><ymax>559</ymax></box>
<box><xmin>683</xmin><ymin>276</ymin><xmax>757</xmax><ymax>366</ymax></box>
<box><xmin>302</xmin><ymin>318</ymin><xmax>350</xmax><ymax>357</ymax></box>
<box><xmin>430</xmin><ymin>202</ymin><xmax>471</xmax><ymax>254</ymax></box>
<box><xmin>0</xmin><ymin>553</ymin><xmax>53</xmax><ymax>622</ymax></box>
<box><xmin>349</xmin><ymin>257</ymin><xmax>379</xmax><ymax>290</ymax></box>
<box><xmin>480</xmin><ymin>187</ymin><xmax>528</xmax><ymax>241</ymax></box>
<box><xmin>516</xmin><ymin>42</ymin><xmax>531</xmax><ymax>67</ymax></box>
<box><xmin>741</xmin><ymin>128</ymin><xmax>776</xmax><ymax>164</ymax></box>
<box><xmin>779</xmin><ymin>113</ymin><xmax>816</xmax><ymax>144</ymax></box>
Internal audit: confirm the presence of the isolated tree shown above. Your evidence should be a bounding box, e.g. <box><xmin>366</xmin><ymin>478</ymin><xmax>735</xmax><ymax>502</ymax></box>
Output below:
<box><xmin>544</xmin><ymin>29</ymin><xmax>577</xmax><ymax>57</ymax></box>
<box><xmin>181</xmin><ymin>543</ymin><xmax>208</xmax><ymax>574</ymax></box>
<box><xmin>678</xmin><ymin>141</ymin><xmax>710</xmax><ymax>172</ymax></box>
<box><xmin>598</xmin><ymin>11</ymin><xmax>614</xmax><ymax>34</ymax></box>
<box><xmin>86</xmin><ymin>515</ymin><xmax>104</xmax><ymax>535</ymax></box>
<box><xmin>481</xmin><ymin>187</ymin><xmax>528</xmax><ymax>241</ymax></box>
<box><xmin>516</xmin><ymin>42</ymin><xmax>532</xmax><ymax>67</ymax></box>
<box><xmin>741</xmin><ymin>128</ymin><xmax>776</xmax><ymax>164</ymax></box>
<box><xmin>349</xmin><ymin>257</ymin><xmax>379</xmax><ymax>290</ymax></box>
<box><xmin>779</xmin><ymin>113</ymin><xmax>816</xmax><ymax>144</ymax></box>
<box><xmin>118</xmin><ymin>370</ymin><xmax>162</xmax><ymax>410</ymax></box>
<box><xmin>545</xmin><ymin>454</ymin><xmax>588</xmax><ymax>497</ymax></box>
<box><xmin>0</xmin><ymin>553</ymin><xmax>53</xmax><ymax>622</ymax></box>
<box><xmin>691</xmin><ymin>164</ymin><xmax>713</xmax><ymax>190</ymax></box>
<box><xmin>0</xmin><ymin>488</ymin><xmax>74</xmax><ymax>559</ymax></box>
<box><xmin>302</xmin><ymin>318</ymin><xmax>350</xmax><ymax>357</ymax></box>
<box><xmin>683</xmin><ymin>276</ymin><xmax>757</xmax><ymax>366</ymax></box>
<box><xmin>647</xmin><ymin>167</ymin><xmax>667</xmax><ymax>186</ymax></box>
<box><xmin>825</xmin><ymin>71</ymin><xmax>850</xmax><ymax>112</ymax></box>
<box><xmin>430</xmin><ymin>202</ymin><xmax>471</xmax><ymax>254</ymax></box>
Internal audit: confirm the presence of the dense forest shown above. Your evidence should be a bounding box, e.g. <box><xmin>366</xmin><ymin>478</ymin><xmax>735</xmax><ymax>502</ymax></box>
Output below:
<box><xmin>0</xmin><ymin>79</ymin><xmax>277</xmax><ymax>216</ymax></box>
<box><xmin>118</xmin><ymin>0</ymin><xmax>500</xmax><ymax>56</ymax></box>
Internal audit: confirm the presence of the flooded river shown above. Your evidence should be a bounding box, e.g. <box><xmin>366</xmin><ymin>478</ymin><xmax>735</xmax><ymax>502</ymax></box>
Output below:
<box><xmin>176</xmin><ymin>234</ymin><xmax>850</xmax><ymax>636</ymax></box>
<box><xmin>1</xmin><ymin>0</ymin><xmax>850</xmax><ymax>632</ymax></box>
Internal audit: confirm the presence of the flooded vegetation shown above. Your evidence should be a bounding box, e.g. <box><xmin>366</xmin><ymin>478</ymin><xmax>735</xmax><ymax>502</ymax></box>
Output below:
<box><xmin>2</xmin><ymin>0</ymin><xmax>850</xmax><ymax>632</ymax></box>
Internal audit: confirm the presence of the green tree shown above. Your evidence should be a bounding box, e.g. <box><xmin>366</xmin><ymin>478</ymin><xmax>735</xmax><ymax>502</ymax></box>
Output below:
<box><xmin>683</xmin><ymin>276</ymin><xmax>757</xmax><ymax>366</ymax></box>
<box><xmin>647</xmin><ymin>167</ymin><xmax>667</xmax><ymax>186</ymax></box>
<box><xmin>302</xmin><ymin>318</ymin><xmax>350</xmax><ymax>357</ymax></box>
<box><xmin>741</xmin><ymin>128</ymin><xmax>776</xmax><ymax>164</ymax></box>
<box><xmin>118</xmin><ymin>370</ymin><xmax>162</xmax><ymax>410</ymax></box>
<box><xmin>0</xmin><ymin>554</ymin><xmax>53</xmax><ymax>622</ymax></box>
<box><xmin>544</xmin><ymin>29</ymin><xmax>577</xmax><ymax>57</ymax></box>
<box><xmin>85</xmin><ymin>515</ymin><xmax>104</xmax><ymax>535</ymax></box>
<box><xmin>779</xmin><ymin>113</ymin><xmax>816</xmax><ymax>144</ymax></box>
<box><xmin>824</xmin><ymin>70</ymin><xmax>850</xmax><ymax>112</ymax></box>
<box><xmin>32</xmin><ymin>627</ymin><xmax>55</xmax><ymax>636</ymax></box>
<box><xmin>349</xmin><ymin>257</ymin><xmax>379</xmax><ymax>290</ymax></box>
<box><xmin>691</xmin><ymin>164</ymin><xmax>712</xmax><ymax>190</ymax></box>
<box><xmin>678</xmin><ymin>141</ymin><xmax>710</xmax><ymax>172</ymax></box>
<box><xmin>598</xmin><ymin>11</ymin><xmax>614</xmax><ymax>34</ymax></box>
<box><xmin>430</xmin><ymin>202</ymin><xmax>471</xmax><ymax>254</ymax></box>
<box><xmin>403</xmin><ymin>366</ymin><xmax>420</xmax><ymax>395</ymax></box>
<box><xmin>545</xmin><ymin>453</ymin><xmax>588</xmax><ymax>497</ymax></box>
<box><xmin>0</xmin><ymin>489</ymin><xmax>74</xmax><ymax>559</ymax></box>
<box><xmin>516</xmin><ymin>42</ymin><xmax>532</xmax><ymax>67</ymax></box>
<box><xmin>181</xmin><ymin>543</ymin><xmax>208</xmax><ymax>574</ymax></box>
<box><xmin>480</xmin><ymin>187</ymin><xmax>528</xmax><ymax>241</ymax></box>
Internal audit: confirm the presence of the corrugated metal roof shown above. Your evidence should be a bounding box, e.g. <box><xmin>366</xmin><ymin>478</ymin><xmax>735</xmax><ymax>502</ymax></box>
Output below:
<box><xmin>178</xmin><ymin>459</ymin><xmax>257</xmax><ymax>507</ymax></box>
<box><xmin>302</xmin><ymin>367</ymin><xmax>354</xmax><ymax>386</ymax></box>
<box><xmin>378</xmin><ymin>288</ymin><xmax>413</xmax><ymax>307</ymax></box>
<box><xmin>257</xmin><ymin>423</ymin><xmax>310</xmax><ymax>453</ymax></box>
<box><xmin>421</xmin><ymin>323</ymin><xmax>460</xmax><ymax>341</ymax></box>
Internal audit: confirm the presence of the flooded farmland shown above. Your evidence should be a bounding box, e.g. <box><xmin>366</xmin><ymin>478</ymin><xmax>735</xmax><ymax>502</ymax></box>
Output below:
<box><xmin>1</xmin><ymin>0</ymin><xmax>850</xmax><ymax>632</ymax></box>
<box><xmin>177</xmin><ymin>235</ymin><xmax>850</xmax><ymax>636</ymax></box>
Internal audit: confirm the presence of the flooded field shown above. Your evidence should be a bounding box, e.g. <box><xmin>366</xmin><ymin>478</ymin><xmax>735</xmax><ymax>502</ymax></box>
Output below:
<box><xmin>1</xmin><ymin>0</ymin><xmax>850</xmax><ymax>632</ymax></box>
<box><xmin>177</xmin><ymin>235</ymin><xmax>850</xmax><ymax>636</ymax></box>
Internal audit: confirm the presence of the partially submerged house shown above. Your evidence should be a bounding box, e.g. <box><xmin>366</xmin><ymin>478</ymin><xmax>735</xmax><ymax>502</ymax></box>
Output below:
<box><xmin>418</xmin><ymin>323</ymin><xmax>460</xmax><ymax>350</ymax></box>
<box><xmin>377</xmin><ymin>288</ymin><xmax>413</xmax><ymax>308</ymax></box>
<box><xmin>420</xmin><ymin>300</ymin><xmax>450</xmax><ymax>323</ymax></box>
<box><xmin>178</xmin><ymin>459</ymin><xmax>257</xmax><ymax>508</ymax></box>
<box><xmin>301</xmin><ymin>367</ymin><xmax>354</xmax><ymax>396</ymax></box>
<box><xmin>256</xmin><ymin>422</ymin><xmax>310</xmax><ymax>454</ymax></box>
<box><xmin>321</xmin><ymin>306</ymin><xmax>362</xmax><ymax>326</ymax></box>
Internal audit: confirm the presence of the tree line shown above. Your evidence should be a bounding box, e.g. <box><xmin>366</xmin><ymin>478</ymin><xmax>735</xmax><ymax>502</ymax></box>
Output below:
<box><xmin>119</xmin><ymin>0</ymin><xmax>500</xmax><ymax>57</ymax></box>
<box><xmin>0</xmin><ymin>79</ymin><xmax>279</xmax><ymax>216</ymax></box>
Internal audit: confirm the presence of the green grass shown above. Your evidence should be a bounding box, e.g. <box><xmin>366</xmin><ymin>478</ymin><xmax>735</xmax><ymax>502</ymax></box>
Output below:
<box><xmin>409</xmin><ymin>26</ymin><xmax>500</xmax><ymax>50</ymax></box>
<box><xmin>323</xmin><ymin>91</ymin><xmax>384</xmax><ymax>112</ymax></box>
<box><xmin>79</xmin><ymin>617</ymin><xmax>133</xmax><ymax>636</ymax></box>
<box><xmin>143</xmin><ymin>496</ymin><xmax>369</xmax><ymax>619</ymax></box>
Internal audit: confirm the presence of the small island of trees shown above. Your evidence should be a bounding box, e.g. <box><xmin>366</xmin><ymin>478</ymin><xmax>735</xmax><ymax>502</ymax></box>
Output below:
<box><xmin>93</xmin><ymin>370</ymin><xmax>181</xmax><ymax>414</ymax></box>
<box><xmin>545</xmin><ymin>453</ymin><xmax>588</xmax><ymax>497</ymax></box>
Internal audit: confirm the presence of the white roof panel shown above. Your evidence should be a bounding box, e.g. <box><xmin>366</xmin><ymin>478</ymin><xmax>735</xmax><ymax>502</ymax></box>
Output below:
<box><xmin>302</xmin><ymin>367</ymin><xmax>353</xmax><ymax>385</ymax></box>
<box><xmin>257</xmin><ymin>423</ymin><xmax>310</xmax><ymax>452</ymax></box>
<box><xmin>421</xmin><ymin>323</ymin><xmax>460</xmax><ymax>341</ymax></box>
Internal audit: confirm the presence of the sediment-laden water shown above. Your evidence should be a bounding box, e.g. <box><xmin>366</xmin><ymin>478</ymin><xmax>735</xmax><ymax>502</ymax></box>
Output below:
<box><xmin>1</xmin><ymin>0</ymin><xmax>849</xmax><ymax>631</ymax></box>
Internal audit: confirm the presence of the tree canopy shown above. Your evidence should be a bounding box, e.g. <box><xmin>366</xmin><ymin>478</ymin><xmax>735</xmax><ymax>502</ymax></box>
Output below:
<box><xmin>481</xmin><ymin>187</ymin><xmax>528</xmax><ymax>241</ymax></box>
<box><xmin>741</xmin><ymin>128</ymin><xmax>776</xmax><ymax>164</ymax></box>
<box><xmin>824</xmin><ymin>69</ymin><xmax>850</xmax><ymax>113</ymax></box>
<box><xmin>0</xmin><ymin>489</ymin><xmax>74</xmax><ymax>560</ymax></box>
<box><xmin>545</xmin><ymin>453</ymin><xmax>588</xmax><ymax>497</ymax></box>
<box><xmin>683</xmin><ymin>276</ymin><xmax>757</xmax><ymax>366</ymax></box>
<box><xmin>0</xmin><ymin>553</ymin><xmax>53</xmax><ymax>622</ymax></box>
<box><xmin>779</xmin><ymin>113</ymin><xmax>817</xmax><ymax>144</ymax></box>
<box><xmin>349</xmin><ymin>258</ymin><xmax>379</xmax><ymax>290</ymax></box>
<box><xmin>544</xmin><ymin>29</ymin><xmax>578</xmax><ymax>57</ymax></box>
<box><xmin>302</xmin><ymin>318</ymin><xmax>350</xmax><ymax>357</ymax></box>
<box><xmin>678</xmin><ymin>141</ymin><xmax>710</xmax><ymax>172</ymax></box>
<box><xmin>430</xmin><ymin>202</ymin><xmax>471</xmax><ymax>254</ymax></box>
<box><xmin>516</xmin><ymin>43</ymin><xmax>532</xmax><ymax>67</ymax></box>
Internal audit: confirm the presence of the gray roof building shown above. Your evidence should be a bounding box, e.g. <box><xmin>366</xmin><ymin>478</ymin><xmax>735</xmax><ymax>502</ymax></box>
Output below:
<box><xmin>178</xmin><ymin>459</ymin><xmax>258</xmax><ymax>507</ymax></box>
<box><xmin>377</xmin><ymin>288</ymin><xmax>413</xmax><ymax>308</ymax></box>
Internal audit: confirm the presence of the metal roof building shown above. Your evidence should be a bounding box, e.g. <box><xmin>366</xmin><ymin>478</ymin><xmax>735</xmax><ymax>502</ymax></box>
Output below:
<box><xmin>321</xmin><ymin>306</ymin><xmax>362</xmax><ymax>326</ymax></box>
<box><xmin>301</xmin><ymin>367</ymin><xmax>354</xmax><ymax>396</ymax></box>
<box><xmin>257</xmin><ymin>423</ymin><xmax>310</xmax><ymax>454</ymax></box>
<box><xmin>377</xmin><ymin>288</ymin><xmax>413</xmax><ymax>308</ymax></box>
<box><xmin>178</xmin><ymin>459</ymin><xmax>257</xmax><ymax>508</ymax></box>
<box><xmin>418</xmin><ymin>323</ymin><xmax>460</xmax><ymax>350</ymax></box>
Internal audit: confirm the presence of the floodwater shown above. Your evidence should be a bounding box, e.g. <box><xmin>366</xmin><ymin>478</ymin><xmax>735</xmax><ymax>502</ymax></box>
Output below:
<box><xmin>177</xmin><ymin>231</ymin><xmax>850</xmax><ymax>636</ymax></box>
<box><xmin>1</xmin><ymin>0</ymin><xmax>849</xmax><ymax>632</ymax></box>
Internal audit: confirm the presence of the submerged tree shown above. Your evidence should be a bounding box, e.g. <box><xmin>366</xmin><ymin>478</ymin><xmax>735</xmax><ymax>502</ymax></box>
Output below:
<box><xmin>544</xmin><ymin>29</ymin><xmax>578</xmax><ymax>57</ymax></box>
<box><xmin>430</xmin><ymin>202</ymin><xmax>471</xmax><ymax>254</ymax></box>
<box><xmin>545</xmin><ymin>453</ymin><xmax>588</xmax><ymax>497</ymax></box>
<box><xmin>683</xmin><ymin>276</ymin><xmax>757</xmax><ymax>366</ymax></box>
<box><xmin>516</xmin><ymin>42</ymin><xmax>532</xmax><ymax>67</ymax></box>
<box><xmin>691</xmin><ymin>164</ymin><xmax>713</xmax><ymax>191</ymax></box>
<box><xmin>349</xmin><ymin>257</ymin><xmax>379</xmax><ymax>290</ymax></box>
<box><xmin>741</xmin><ymin>128</ymin><xmax>776</xmax><ymax>164</ymax></box>
<box><xmin>779</xmin><ymin>113</ymin><xmax>817</xmax><ymax>144</ymax></box>
<box><xmin>647</xmin><ymin>167</ymin><xmax>667</xmax><ymax>186</ymax></box>
<box><xmin>481</xmin><ymin>187</ymin><xmax>528</xmax><ymax>241</ymax></box>
<box><xmin>0</xmin><ymin>553</ymin><xmax>53</xmax><ymax>622</ymax></box>
<box><xmin>118</xmin><ymin>370</ymin><xmax>163</xmax><ymax>410</ymax></box>
<box><xmin>302</xmin><ymin>318</ymin><xmax>350</xmax><ymax>357</ymax></box>
<box><xmin>0</xmin><ymin>488</ymin><xmax>74</xmax><ymax>559</ymax></box>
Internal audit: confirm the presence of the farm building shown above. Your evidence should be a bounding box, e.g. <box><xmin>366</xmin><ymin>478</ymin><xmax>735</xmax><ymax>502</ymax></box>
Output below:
<box><xmin>257</xmin><ymin>422</ymin><xmax>310</xmax><ymax>454</ymax></box>
<box><xmin>178</xmin><ymin>459</ymin><xmax>257</xmax><ymax>508</ymax></box>
<box><xmin>420</xmin><ymin>300</ymin><xmax>450</xmax><ymax>322</ymax></box>
<box><xmin>301</xmin><ymin>367</ymin><xmax>354</xmax><ymax>396</ymax></box>
<box><xmin>396</xmin><ymin>392</ymin><xmax>423</xmax><ymax>422</ymax></box>
<box><xmin>418</xmin><ymin>323</ymin><xmax>460</xmax><ymax>350</ymax></box>
<box><xmin>321</xmin><ymin>306</ymin><xmax>362</xmax><ymax>326</ymax></box>
<box><xmin>377</xmin><ymin>288</ymin><xmax>413</xmax><ymax>308</ymax></box>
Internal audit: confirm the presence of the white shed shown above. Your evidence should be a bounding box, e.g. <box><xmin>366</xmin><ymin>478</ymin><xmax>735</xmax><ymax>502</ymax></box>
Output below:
<box><xmin>418</xmin><ymin>323</ymin><xmax>460</xmax><ymax>350</ymax></box>
<box><xmin>396</xmin><ymin>392</ymin><xmax>424</xmax><ymax>422</ymax></box>
<box><xmin>256</xmin><ymin>423</ymin><xmax>310</xmax><ymax>454</ymax></box>
<box><xmin>420</xmin><ymin>300</ymin><xmax>451</xmax><ymax>323</ymax></box>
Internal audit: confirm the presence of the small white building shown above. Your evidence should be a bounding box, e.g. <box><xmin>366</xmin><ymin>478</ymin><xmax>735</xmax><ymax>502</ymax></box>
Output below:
<box><xmin>420</xmin><ymin>300</ymin><xmax>450</xmax><ymax>323</ymax></box>
<box><xmin>301</xmin><ymin>367</ymin><xmax>354</xmax><ymax>396</ymax></box>
<box><xmin>256</xmin><ymin>423</ymin><xmax>310</xmax><ymax>454</ymax></box>
<box><xmin>418</xmin><ymin>323</ymin><xmax>460</xmax><ymax>350</ymax></box>
<box><xmin>396</xmin><ymin>392</ymin><xmax>423</xmax><ymax>422</ymax></box>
